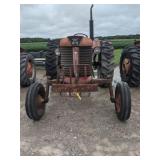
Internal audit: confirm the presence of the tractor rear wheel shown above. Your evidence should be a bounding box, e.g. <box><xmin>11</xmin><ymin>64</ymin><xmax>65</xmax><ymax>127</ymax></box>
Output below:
<box><xmin>120</xmin><ymin>46</ymin><xmax>140</xmax><ymax>87</ymax></box>
<box><xmin>25</xmin><ymin>82</ymin><xmax>46</xmax><ymax>121</ymax></box>
<box><xmin>20</xmin><ymin>53</ymin><xmax>36</xmax><ymax>87</ymax></box>
<box><xmin>115</xmin><ymin>82</ymin><xmax>131</xmax><ymax>121</ymax></box>
<box><xmin>97</xmin><ymin>41</ymin><xmax>114</xmax><ymax>87</ymax></box>
<box><xmin>45</xmin><ymin>40</ymin><xmax>57</xmax><ymax>79</ymax></box>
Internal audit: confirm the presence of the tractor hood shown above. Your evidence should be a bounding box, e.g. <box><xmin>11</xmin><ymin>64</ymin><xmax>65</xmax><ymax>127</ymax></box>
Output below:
<box><xmin>60</xmin><ymin>36</ymin><xmax>92</xmax><ymax>47</ymax></box>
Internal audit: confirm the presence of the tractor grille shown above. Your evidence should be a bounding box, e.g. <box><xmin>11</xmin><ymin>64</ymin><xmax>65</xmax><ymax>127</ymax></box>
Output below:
<box><xmin>79</xmin><ymin>47</ymin><xmax>92</xmax><ymax>76</ymax></box>
<box><xmin>60</xmin><ymin>46</ymin><xmax>92</xmax><ymax>76</ymax></box>
<box><xmin>60</xmin><ymin>47</ymin><xmax>72</xmax><ymax>76</ymax></box>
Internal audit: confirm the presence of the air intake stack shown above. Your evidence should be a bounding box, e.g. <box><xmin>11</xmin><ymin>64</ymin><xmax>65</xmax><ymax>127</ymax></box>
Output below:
<box><xmin>89</xmin><ymin>4</ymin><xmax>94</xmax><ymax>40</ymax></box>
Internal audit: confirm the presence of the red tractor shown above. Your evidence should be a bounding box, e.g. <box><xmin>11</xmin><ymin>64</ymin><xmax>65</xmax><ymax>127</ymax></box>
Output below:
<box><xmin>25</xmin><ymin>5</ymin><xmax>131</xmax><ymax>122</ymax></box>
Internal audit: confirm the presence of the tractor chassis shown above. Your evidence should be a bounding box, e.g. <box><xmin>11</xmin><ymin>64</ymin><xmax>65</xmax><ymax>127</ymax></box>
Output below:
<box><xmin>44</xmin><ymin>64</ymin><xmax>115</xmax><ymax>103</ymax></box>
<box><xmin>25</xmin><ymin>64</ymin><xmax>131</xmax><ymax>121</ymax></box>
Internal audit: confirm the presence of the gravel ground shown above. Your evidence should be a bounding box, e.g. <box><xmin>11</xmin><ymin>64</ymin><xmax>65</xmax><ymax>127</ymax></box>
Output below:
<box><xmin>20</xmin><ymin>67</ymin><xmax>140</xmax><ymax>156</ymax></box>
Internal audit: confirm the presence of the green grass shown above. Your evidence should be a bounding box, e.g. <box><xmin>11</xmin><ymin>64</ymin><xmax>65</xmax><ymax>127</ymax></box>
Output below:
<box><xmin>111</xmin><ymin>39</ymin><xmax>136</xmax><ymax>49</ymax></box>
<box><xmin>20</xmin><ymin>42</ymin><xmax>47</xmax><ymax>52</ymax></box>
<box><xmin>114</xmin><ymin>49</ymin><xmax>122</xmax><ymax>65</ymax></box>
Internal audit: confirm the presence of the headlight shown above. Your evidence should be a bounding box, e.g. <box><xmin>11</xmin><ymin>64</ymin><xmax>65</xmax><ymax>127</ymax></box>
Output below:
<box><xmin>94</xmin><ymin>47</ymin><xmax>101</xmax><ymax>54</ymax></box>
<box><xmin>55</xmin><ymin>48</ymin><xmax>60</xmax><ymax>56</ymax></box>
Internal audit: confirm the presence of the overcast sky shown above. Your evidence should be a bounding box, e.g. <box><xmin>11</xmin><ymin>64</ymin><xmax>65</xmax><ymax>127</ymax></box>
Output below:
<box><xmin>20</xmin><ymin>4</ymin><xmax>140</xmax><ymax>38</ymax></box>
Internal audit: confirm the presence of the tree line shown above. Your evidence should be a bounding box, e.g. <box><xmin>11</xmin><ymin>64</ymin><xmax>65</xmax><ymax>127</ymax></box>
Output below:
<box><xmin>96</xmin><ymin>34</ymin><xmax>140</xmax><ymax>40</ymax></box>
<box><xmin>20</xmin><ymin>34</ymin><xmax>140</xmax><ymax>43</ymax></box>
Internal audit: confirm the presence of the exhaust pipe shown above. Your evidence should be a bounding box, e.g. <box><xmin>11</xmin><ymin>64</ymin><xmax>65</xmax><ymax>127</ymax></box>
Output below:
<box><xmin>89</xmin><ymin>4</ymin><xmax>94</xmax><ymax>40</ymax></box>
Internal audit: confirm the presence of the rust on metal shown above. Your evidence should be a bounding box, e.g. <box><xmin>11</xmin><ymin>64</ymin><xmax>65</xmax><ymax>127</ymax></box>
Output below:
<box><xmin>57</xmin><ymin>64</ymin><xmax>92</xmax><ymax>84</ymax></box>
<box><xmin>51</xmin><ymin>84</ymin><xmax>98</xmax><ymax>92</ymax></box>
<box><xmin>122</xmin><ymin>58</ymin><xmax>131</xmax><ymax>75</ymax></box>
<box><xmin>63</xmin><ymin>76</ymin><xmax>92</xmax><ymax>84</ymax></box>
<box><xmin>46</xmin><ymin>61</ymin><xmax>113</xmax><ymax>99</ymax></box>
<box><xmin>60</xmin><ymin>38</ymin><xmax>72</xmax><ymax>46</ymax></box>
<box><xmin>26</xmin><ymin>61</ymin><xmax>33</xmax><ymax>77</ymax></box>
<box><xmin>48</xmin><ymin>77</ymin><xmax>112</xmax><ymax>85</ymax></box>
<box><xmin>79</xmin><ymin>37</ymin><xmax>92</xmax><ymax>46</ymax></box>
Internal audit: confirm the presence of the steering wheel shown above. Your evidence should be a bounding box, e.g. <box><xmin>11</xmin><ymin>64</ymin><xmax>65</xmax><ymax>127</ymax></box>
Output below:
<box><xmin>73</xmin><ymin>33</ymin><xmax>88</xmax><ymax>37</ymax></box>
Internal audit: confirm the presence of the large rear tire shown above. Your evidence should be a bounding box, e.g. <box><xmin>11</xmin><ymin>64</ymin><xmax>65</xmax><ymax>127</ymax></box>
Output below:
<box><xmin>120</xmin><ymin>45</ymin><xmax>140</xmax><ymax>87</ymax></box>
<box><xmin>25</xmin><ymin>82</ymin><xmax>46</xmax><ymax>121</ymax></box>
<box><xmin>45</xmin><ymin>40</ymin><xmax>58</xmax><ymax>79</ymax></box>
<box><xmin>20</xmin><ymin>53</ymin><xmax>36</xmax><ymax>87</ymax></box>
<box><xmin>97</xmin><ymin>41</ymin><xmax>114</xmax><ymax>87</ymax></box>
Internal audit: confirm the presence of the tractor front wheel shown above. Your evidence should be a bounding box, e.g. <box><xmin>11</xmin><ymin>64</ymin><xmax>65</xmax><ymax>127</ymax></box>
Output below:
<box><xmin>25</xmin><ymin>82</ymin><xmax>46</xmax><ymax>121</ymax></box>
<box><xmin>115</xmin><ymin>82</ymin><xmax>131</xmax><ymax>121</ymax></box>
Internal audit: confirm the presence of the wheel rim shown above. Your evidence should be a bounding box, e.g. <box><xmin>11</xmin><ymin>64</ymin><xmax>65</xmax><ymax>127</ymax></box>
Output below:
<box><xmin>115</xmin><ymin>92</ymin><xmax>121</xmax><ymax>113</ymax></box>
<box><xmin>26</xmin><ymin>60</ymin><xmax>35</xmax><ymax>80</ymax></box>
<box><xmin>26</xmin><ymin>61</ymin><xmax>33</xmax><ymax>77</ymax></box>
<box><xmin>122</xmin><ymin>58</ymin><xmax>131</xmax><ymax>75</ymax></box>
<box><xmin>36</xmin><ymin>94</ymin><xmax>45</xmax><ymax>115</ymax></box>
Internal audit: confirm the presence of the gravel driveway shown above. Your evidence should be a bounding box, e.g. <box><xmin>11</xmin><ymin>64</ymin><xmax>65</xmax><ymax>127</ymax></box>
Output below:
<box><xmin>20</xmin><ymin>67</ymin><xmax>140</xmax><ymax>156</ymax></box>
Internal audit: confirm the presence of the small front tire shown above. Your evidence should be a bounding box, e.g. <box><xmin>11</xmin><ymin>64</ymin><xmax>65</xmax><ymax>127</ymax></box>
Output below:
<box><xmin>115</xmin><ymin>82</ymin><xmax>131</xmax><ymax>121</ymax></box>
<box><xmin>25</xmin><ymin>82</ymin><xmax>46</xmax><ymax>121</ymax></box>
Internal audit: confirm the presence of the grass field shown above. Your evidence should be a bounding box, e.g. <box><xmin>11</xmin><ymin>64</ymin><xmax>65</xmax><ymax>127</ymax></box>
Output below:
<box><xmin>111</xmin><ymin>39</ymin><xmax>135</xmax><ymax>49</ymax></box>
<box><xmin>20</xmin><ymin>39</ymin><xmax>135</xmax><ymax>65</ymax></box>
<box><xmin>20</xmin><ymin>39</ymin><xmax>138</xmax><ymax>52</ymax></box>
<box><xmin>21</xmin><ymin>42</ymin><xmax>48</xmax><ymax>52</ymax></box>
<box><xmin>114</xmin><ymin>49</ymin><xmax>122</xmax><ymax>65</ymax></box>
